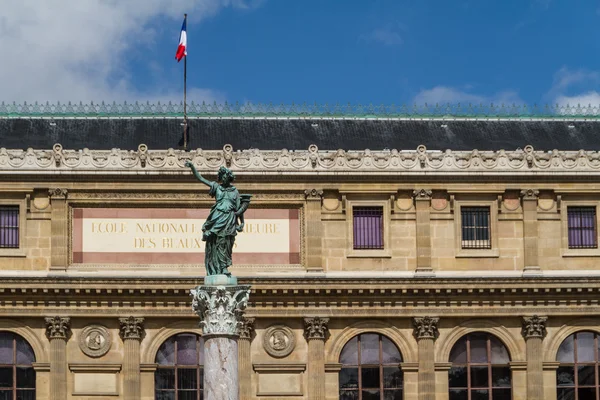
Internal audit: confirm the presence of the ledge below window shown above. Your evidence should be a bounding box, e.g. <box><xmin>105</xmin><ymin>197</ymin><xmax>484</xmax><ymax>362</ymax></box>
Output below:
<box><xmin>456</xmin><ymin>249</ymin><xmax>500</xmax><ymax>258</ymax></box>
<box><xmin>562</xmin><ymin>249</ymin><xmax>600</xmax><ymax>257</ymax></box>
<box><xmin>347</xmin><ymin>249</ymin><xmax>392</xmax><ymax>258</ymax></box>
<box><xmin>0</xmin><ymin>249</ymin><xmax>26</xmax><ymax>258</ymax></box>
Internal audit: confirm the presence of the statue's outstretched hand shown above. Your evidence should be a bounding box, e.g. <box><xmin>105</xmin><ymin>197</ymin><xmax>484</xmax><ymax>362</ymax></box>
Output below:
<box><xmin>185</xmin><ymin>161</ymin><xmax>194</xmax><ymax>168</ymax></box>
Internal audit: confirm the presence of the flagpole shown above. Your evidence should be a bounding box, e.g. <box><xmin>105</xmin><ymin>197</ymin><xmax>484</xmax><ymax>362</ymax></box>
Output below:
<box><xmin>183</xmin><ymin>13</ymin><xmax>188</xmax><ymax>150</ymax></box>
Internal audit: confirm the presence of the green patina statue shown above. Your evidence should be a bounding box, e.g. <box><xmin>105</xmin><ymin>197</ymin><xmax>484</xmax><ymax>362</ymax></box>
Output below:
<box><xmin>185</xmin><ymin>162</ymin><xmax>252</xmax><ymax>276</ymax></box>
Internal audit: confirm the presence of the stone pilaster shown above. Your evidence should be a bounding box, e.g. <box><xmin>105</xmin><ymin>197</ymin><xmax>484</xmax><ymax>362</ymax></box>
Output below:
<box><xmin>304</xmin><ymin>317</ymin><xmax>329</xmax><ymax>400</ymax></box>
<box><xmin>413</xmin><ymin>190</ymin><xmax>433</xmax><ymax>276</ymax></box>
<box><xmin>49</xmin><ymin>188</ymin><xmax>68</xmax><ymax>271</ymax></box>
<box><xmin>45</xmin><ymin>316</ymin><xmax>70</xmax><ymax>400</ymax></box>
<box><xmin>238</xmin><ymin>317</ymin><xmax>255</xmax><ymax>400</ymax></box>
<box><xmin>522</xmin><ymin>315</ymin><xmax>547</xmax><ymax>400</ymax></box>
<box><xmin>413</xmin><ymin>317</ymin><xmax>438</xmax><ymax>400</ymax></box>
<box><xmin>304</xmin><ymin>189</ymin><xmax>324</xmax><ymax>272</ymax></box>
<box><xmin>520</xmin><ymin>189</ymin><xmax>541</xmax><ymax>275</ymax></box>
<box><xmin>119</xmin><ymin>317</ymin><xmax>144</xmax><ymax>400</ymax></box>
<box><xmin>191</xmin><ymin>285</ymin><xmax>250</xmax><ymax>400</ymax></box>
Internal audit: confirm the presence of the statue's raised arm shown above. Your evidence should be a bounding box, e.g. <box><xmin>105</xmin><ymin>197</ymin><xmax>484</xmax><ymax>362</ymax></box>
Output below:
<box><xmin>185</xmin><ymin>161</ymin><xmax>212</xmax><ymax>187</ymax></box>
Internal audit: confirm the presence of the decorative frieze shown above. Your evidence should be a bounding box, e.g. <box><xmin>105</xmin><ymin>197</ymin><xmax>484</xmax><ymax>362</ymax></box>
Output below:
<box><xmin>45</xmin><ymin>316</ymin><xmax>71</xmax><ymax>340</ymax></box>
<box><xmin>119</xmin><ymin>317</ymin><xmax>145</xmax><ymax>340</ymax></box>
<box><xmin>190</xmin><ymin>285</ymin><xmax>251</xmax><ymax>336</ymax></box>
<box><xmin>413</xmin><ymin>317</ymin><xmax>439</xmax><ymax>340</ymax></box>
<box><xmin>304</xmin><ymin>317</ymin><xmax>329</xmax><ymax>341</ymax></box>
<box><xmin>238</xmin><ymin>317</ymin><xmax>255</xmax><ymax>340</ymax></box>
<box><xmin>522</xmin><ymin>315</ymin><xmax>548</xmax><ymax>339</ymax></box>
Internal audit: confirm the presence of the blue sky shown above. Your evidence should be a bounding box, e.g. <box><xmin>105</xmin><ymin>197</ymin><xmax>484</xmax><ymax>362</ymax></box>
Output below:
<box><xmin>3</xmin><ymin>0</ymin><xmax>600</xmax><ymax>106</ymax></box>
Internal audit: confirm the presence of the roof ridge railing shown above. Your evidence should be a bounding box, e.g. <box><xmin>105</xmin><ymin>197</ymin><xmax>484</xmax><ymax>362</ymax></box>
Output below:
<box><xmin>1</xmin><ymin>101</ymin><xmax>600</xmax><ymax>118</ymax></box>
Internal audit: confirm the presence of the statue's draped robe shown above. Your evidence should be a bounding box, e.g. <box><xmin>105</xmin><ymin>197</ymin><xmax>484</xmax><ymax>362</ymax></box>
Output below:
<box><xmin>202</xmin><ymin>182</ymin><xmax>240</xmax><ymax>275</ymax></box>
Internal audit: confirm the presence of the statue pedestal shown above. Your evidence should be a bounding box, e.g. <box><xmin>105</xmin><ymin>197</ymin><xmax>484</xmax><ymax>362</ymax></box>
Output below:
<box><xmin>191</xmin><ymin>277</ymin><xmax>250</xmax><ymax>400</ymax></box>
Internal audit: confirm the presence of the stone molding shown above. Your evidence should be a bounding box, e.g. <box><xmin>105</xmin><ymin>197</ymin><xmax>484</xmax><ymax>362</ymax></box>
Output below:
<box><xmin>304</xmin><ymin>317</ymin><xmax>329</xmax><ymax>341</ymax></box>
<box><xmin>4</xmin><ymin>144</ymin><xmax>600</xmax><ymax>175</ymax></box>
<box><xmin>238</xmin><ymin>317</ymin><xmax>255</xmax><ymax>340</ymax></box>
<box><xmin>412</xmin><ymin>317</ymin><xmax>439</xmax><ymax>340</ymax></box>
<box><xmin>45</xmin><ymin>316</ymin><xmax>71</xmax><ymax>340</ymax></box>
<box><xmin>412</xmin><ymin>189</ymin><xmax>433</xmax><ymax>200</ymax></box>
<box><xmin>520</xmin><ymin>189</ymin><xmax>540</xmax><ymax>200</ymax></box>
<box><xmin>522</xmin><ymin>315</ymin><xmax>548</xmax><ymax>339</ymax></box>
<box><xmin>190</xmin><ymin>285</ymin><xmax>251</xmax><ymax>336</ymax></box>
<box><xmin>119</xmin><ymin>316</ymin><xmax>145</xmax><ymax>340</ymax></box>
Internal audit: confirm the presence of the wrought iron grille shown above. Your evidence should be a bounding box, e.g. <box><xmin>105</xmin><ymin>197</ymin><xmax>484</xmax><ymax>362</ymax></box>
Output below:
<box><xmin>461</xmin><ymin>207</ymin><xmax>491</xmax><ymax>249</ymax></box>
<box><xmin>353</xmin><ymin>207</ymin><xmax>384</xmax><ymax>250</ymax></box>
<box><xmin>0</xmin><ymin>207</ymin><xmax>19</xmax><ymax>249</ymax></box>
<box><xmin>567</xmin><ymin>207</ymin><xmax>598</xmax><ymax>249</ymax></box>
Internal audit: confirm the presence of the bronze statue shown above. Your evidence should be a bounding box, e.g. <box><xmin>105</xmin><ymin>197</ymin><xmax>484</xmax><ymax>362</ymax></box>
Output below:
<box><xmin>185</xmin><ymin>162</ymin><xmax>252</xmax><ymax>276</ymax></box>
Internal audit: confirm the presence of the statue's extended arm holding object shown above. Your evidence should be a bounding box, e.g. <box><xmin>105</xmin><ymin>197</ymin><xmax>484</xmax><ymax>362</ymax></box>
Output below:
<box><xmin>185</xmin><ymin>161</ymin><xmax>212</xmax><ymax>187</ymax></box>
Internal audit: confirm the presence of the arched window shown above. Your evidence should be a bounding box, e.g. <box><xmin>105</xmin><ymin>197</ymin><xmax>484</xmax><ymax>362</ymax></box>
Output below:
<box><xmin>0</xmin><ymin>332</ymin><xmax>36</xmax><ymax>400</ymax></box>
<box><xmin>556</xmin><ymin>331</ymin><xmax>600</xmax><ymax>400</ymax></box>
<box><xmin>448</xmin><ymin>332</ymin><xmax>511</xmax><ymax>400</ymax></box>
<box><xmin>338</xmin><ymin>333</ymin><xmax>403</xmax><ymax>400</ymax></box>
<box><xmin>155</xmin><ymin>333</ymin><xmax>203</xmax><ymax>400</ymax></box>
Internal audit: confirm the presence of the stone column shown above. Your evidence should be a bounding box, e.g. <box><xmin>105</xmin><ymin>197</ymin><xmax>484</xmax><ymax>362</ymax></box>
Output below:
<box><xmin>413</xmin><ymin>317</ymin><xmax>439</xmax><ymax>400</ymax></box>
<box><xmin>522</xmin><ymin>315</ymin><xmax>547</xmax><ymax>400</ymax></box>
<box><xmin>238</xmin><ymin>317</ymin><xmax>255</xmax><ymax>400</ymax></box>
<box><xmin>45</xmin><ymin>316</ymin><xmax>70</xmax><ymax>400</ymax></box>
<box><xmin>304</xmin><ymin>189</ymin><xmax>324</xmax><ymax>273</ymax></box>
<box><xmin>191</xmin><ymin>284</ymin><xmax>250</xmax><ymax>400</ymax></box>
<box><xmin>413</xmin><ymin>190</ymin><xmax>434</xmax><ymax>276</ymax></box>
<box><xmin>49</xmin><ymin>188</ymin><xmax>68</xmax><ymax>271</ymax></box>
<box><xmin>520</xmin><ymin>189</ymin><xmax>541</xmax><ymax>275</ymax></box>
<box><xmin>304</xmin><ymin>317</ymin><xmax>329</xmax><ymax>400</ymax></box>
<box><xmin>119</xmin><ymin>316</ymin><xmax>145</xmax><ymax>400</ymax></box>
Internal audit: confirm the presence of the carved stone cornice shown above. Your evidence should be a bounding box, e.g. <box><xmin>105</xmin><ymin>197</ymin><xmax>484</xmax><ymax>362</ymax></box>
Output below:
<box><xmin>520</xmin><ymin>189</ymin><xmax>540</xmax><ymax>200</ymax></box>
<box><xmin>190</xmin><ymin>285</ymin><xmax>251</xmax><ymax>337</ymax></box>
<box><xmin>412</xmin><ymin>316</ymin><xmax>439</xmax><ymax>340</ymax></box>
<box><xmin>238</xmin><ymin>317</ymin><xmax>255</xmax><ymax>341</ymax></box>
<box><xmin>48</xmin><ymin>188</ymin><xmax>68</xmax><ymax>199</ymax></box>
<box><xmin>45</xmin><ymin>316</ymin><xmax>71</xmax><ymax>340</ymax></box>
<box><xmin>522</xmin><ymin>315</ymin><xmax>547</xmax><ymax>339</ymax></box>
<box><xmin>119</xmin><ymin>316</ymin><xmax>145</xmax><ymax>341</ymax></box>
<box><xmin>304</xmin><ymin>189</ymin><xmax>324</xmax><ymax>200</ymax></box>
<box><xmin>303</xmin><ymin>317</ymin><xmax>329</xmax><ymax>341</ymax></box>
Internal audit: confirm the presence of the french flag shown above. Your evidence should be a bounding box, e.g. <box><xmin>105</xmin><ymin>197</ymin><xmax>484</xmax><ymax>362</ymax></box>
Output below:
<box><xmin>175</xmin><ymin>17</ymin><xmax>187</xmax><ymax>62</ymax></box>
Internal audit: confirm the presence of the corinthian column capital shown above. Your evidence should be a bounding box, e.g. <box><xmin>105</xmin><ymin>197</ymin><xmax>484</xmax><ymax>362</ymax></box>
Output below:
<box><xmin>119</xmin><ymin>317</ymin><xmax>145</xmax><ymax>341</ymax></box>
<box><xmin>304</xmin><ymin>317</ymin><xmax>329</xmax><ymax>341</ymax></box>
<box><xmin>45</xmin><ymin>316</ymin><xmax>71</xmax><ymax>340</ymax></box>
<box><xmin>412</xmin><ymin>317</ymin><xmax>439</xmax><ymax>340</ymax></box>
<box><xmin>522</xmin><ymin>315</ymin><xmax>547</xmax><ymax>339</ymax></box>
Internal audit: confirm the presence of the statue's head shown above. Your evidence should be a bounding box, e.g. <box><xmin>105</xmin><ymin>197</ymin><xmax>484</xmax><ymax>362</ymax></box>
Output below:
<box><xmin>217</xmin><ymin>166</ymin><xmax>235</xmax><ymax>185</ymax></box>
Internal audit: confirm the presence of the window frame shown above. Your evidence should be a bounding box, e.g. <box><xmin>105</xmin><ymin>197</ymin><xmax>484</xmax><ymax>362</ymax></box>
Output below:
<box><xmin>0</xmin><ymin>199</ymin><xmax>26</xmax><ymax>258</ymax></box>
<box><xmin>0</xmin><ymin>332</ymin><xmax>36</xmax><ymax>400</ymax></box>
<box><xmin>346</xmin><ymin>200</ymin><xmax>391</xmax><ymax>258</ymax></box>
<box><xmin>454</xmin><ymin>200</ymin><xmax>499</xmax><ymax>258</ymax></box>
<box><xmin>562</xmin><ymin>202</ymin><xmax>600</xmax><ymax>257</ymax></box>
<box><xmin>556</xmin><ymin>331</ymin><xmax>600</xmax><ymax>400</ymax></box>
<box><xmin>155</xmin><ymin>333</ymin><xmax>204</xmax><ymax>400</ymax></box>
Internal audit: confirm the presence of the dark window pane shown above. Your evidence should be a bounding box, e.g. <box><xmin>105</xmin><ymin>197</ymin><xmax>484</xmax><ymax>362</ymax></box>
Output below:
<box><xmin>461</xmin><ymin>207</ymin><xmax>491</xmax><ymax>249</ymax></box>
<box><xmin>339</xmin><ymin>368</ymin><xmax>359</xmax><ymax>390</ymax></box>
<box><xmin>383</xmin><ymin>389</ymin><xmax>403</xmax><ymax>400</ymax></box>
<box><xmin>381</xmin><ymin>336</ymin><xmax>402</xmax><ymax>364</ymax></box>
<box><xmin>0</xmin><ymin>336</ymin><xmax>12</xmax><ymax>364</ymax></box>
<box><xmin>353</xmin><ymin>207</ymin><xmax>384</xmax><ymax>250</ymax></box>
<box><xmin>470</xmin><ymin>366</ymin><xmax>489</xmax><ymax>388</ymax></box>
<box><xmin>155</xmin><ymin>369</ymin><xmax>175</xmax><ymax>390</ymax></box>
<box><xmin>0</xmin><ymin>207</ymin><xmax>19</xmax><ymax>248</ymax></box>
<box><xmin>449</xmin><ymin>366</ymin><xmax>468</xmax><ymax>388</ymax></box>
<box><xmin>576</xmin><ymin>332</ymin><xmax>595</xmax><ymax>363</ymax></box>
<box><xmin>15</xmin><ymin>340</ymin><xmax>34</xmax><ymax>365</ymax></box>
<box><xmin>578</xmin><ymin>387</ymin><xmax>596</xmax><ymax>400</ymax></box>
<box><xmin>178</xmin><ymin>368</ymin><xmax>198</xmax><ymax>390</ymax></box>
<box><xmin>492</xmin><ymin>367</ymin><xmax>511</xmax><ymax>387</ymax></box>
<box><xmin>490</xmin><ymin>337</ymin><xmax>510</xmax><ymax>364</ymax></box>
<box><xmin>469</xmin><ymin>334</ymin><xmax>488</xmax><ymax>363</ymax></box>
<box><xmin>449</xmin><ymin>389</ymin><xmax>468</xmax><ymax>400</ymax></box>
<box><xmin>340</xmin><ymin>337</ymin><xmax>358</xmax><ymax>365</ymax></box>
<box><xmin>362</xmin><ymin>389</ymin><xmax>380</xmax><ymax>400</ymax></box>
<box><xmin>176</xmin><ymin>335</ymin><xmax>198</xmax><ymax>365</ymax></box>
<box><xmin>16</xmin><ymin>390</ymin><xmax>35</xmax><ymax>400</ymax></box>
<box><xmin>360</xmin><ymin>334</ymin><xmax>380</xmax><ymax>365</ymax></box>
<box><xmin>557</xmin><ymin>388</ymin><xmax>575</xmax><ymax>400</ymax></box>
<box><xmin>198</xmin><ymin>369</ymin><xmax>204</xmax><ymax>389</ymax></box>
<box><xmin>577</xmin><ymin>365</ymin><xmax>596</xmax><ymax>386</ymax></box>
<box><xmin>155</xmin><ymin>391</ymin><xmax>176</xmax><ymax>400</ymax></box>
<box><xmin>492</xmin><ymin>388</ymin><xmax>512</xmax><ymax>400</ymax></box>
<box><xmin>557</xmin><ymin>366</ymin><xmax>575</xmax><ymax>386</ymax></box>
<box><xmin>16</xmin><ymin>368</ymin><xmax>35</xmax><ymax>388</ymax></box>
<box><xmin>156</xmin><ymin>338</ymin><xmax>175</xmax><ymax>365</ymax></box>
<box><xmin>471</xmin><ymin>389</ymin><xmax>489</xmax><ymax>400</ymax></box>
<box><xmin>450</xmin><ymin>338</ymin><xmax>467</xmax><ymax>363</ymax></box>
<box><xmin>568</xmin><ymin>207</ymin><xmax>597</xmax><ymax>249</ymax></box>
<box><xmin>361</xmin><ymin>367</ymin><xmax>380</xmax><ymax>389</ymax></box>
<box><xmin>557</xmin><ymin>335</ymin><xmax>575</xmax><ymax>363</ymax></box>
<box><xmin>0</xmin><ymin>391</ymin><xmax>10</xmax><ymax>400</ymax></box>
<box><xmin>339</xmin><ymin>390</ymin><xmax>359</xmax><ymax>400</ymax></box>
<box><xmin>383</xmin><ymin>367</ymin><xmax>403</xmax><ymax>388</ymax></box>
<box><xmin>178</xmin><ymin>391</ymin><xmax>197</xmax><ymax>400</ymax></box>
<box><xmin>0</xmin><ymin>368</ymin><xmax>12</xmax><ymax>388</ymax></box>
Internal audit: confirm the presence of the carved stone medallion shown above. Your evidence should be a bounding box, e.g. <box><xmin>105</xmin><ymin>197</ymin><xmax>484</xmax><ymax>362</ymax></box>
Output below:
<box><xmin>79</xmin><ymin>325</ymin><xmax>111</xmax><ymax>358</ymax></box>
<box><xmin>263</xmin><ymin>325</ymin><xmax>295</xmax><ymax>358</ymax></box>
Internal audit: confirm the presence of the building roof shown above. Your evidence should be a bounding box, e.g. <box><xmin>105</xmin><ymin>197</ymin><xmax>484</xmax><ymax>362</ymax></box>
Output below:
<box><xmin>1</xmin><ymin>102</ymin><xmax>600</xmax><ymax>151</ymax></box>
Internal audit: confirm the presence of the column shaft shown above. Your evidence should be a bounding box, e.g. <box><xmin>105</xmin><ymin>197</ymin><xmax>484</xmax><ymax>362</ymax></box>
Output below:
<box><xmin>413</xmin><ymin>190</ymin><xmax>432</xmax><ymax>275</ymax></box>
<box><xmin>238</xmin><ymin>338</ymin><xmax>252</xmax><ymax>400</ymax></box>
<box><xmin>49</xmin><ymin>189</ymin><xmax>68</xmax><ymax>270</ymax></box>
<box><xmin>49</xmin><ymin>338</ymin><xmax>67</xmax><ymax>400</ymax></box>
<box><xmin>521</xmin><ymin>190</ymin><xmax>540</xmax><ymax>274</ymax></box>
<box><xmin>526</xmin><ymin>337</ymin><xmax>544</xmax><ymax>400</ymax></box>
<box><xmin>418</xmin><ymin>338</ymin><xmax>435</xmax><ymax>400</ymax></box>
<box><xmin>304</xmin><ymin>190</ymin><xmax>323</xmax><ymax>272</ymax></box>
<box><xmin>205</xmin><ymin>336</ymin><xmax>239</xmax><ymax>400</ymax></box>
<box><xmin>307</xmin><ymin>339</ymin><xmax>326</xmax><ymax>399</ymax></box>
<box><xmin>123</xmin><ymin>339</ymin><xmax>141</xmax><ymax>400</ymax></box>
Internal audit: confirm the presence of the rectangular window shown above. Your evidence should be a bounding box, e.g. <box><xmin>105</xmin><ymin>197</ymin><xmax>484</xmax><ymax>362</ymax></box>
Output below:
<box><xmin>0</xmin><ymin>206</ymin><xmax>19</xmax><ymax>249</ymax></box>
<box><xmin>567</xmin><ymin>207</ymin><xmax>597</xmax><ymax>249</ymax></box>
<box><xmin>353</xmin><ymin>206</ymin><xmax>384</xmax><ymax>250</ymax></box>
<box><xmin>461</xmin><ymin>207</ymin><xmax>491</xmax><ymax>249</ymax></box>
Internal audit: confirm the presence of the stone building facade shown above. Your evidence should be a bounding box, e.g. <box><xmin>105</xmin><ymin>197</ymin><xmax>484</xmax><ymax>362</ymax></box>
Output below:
<box><xmin>0</xmin><ymin>104</ymin><xmax>600</xmax><ymax>399</ymax></box>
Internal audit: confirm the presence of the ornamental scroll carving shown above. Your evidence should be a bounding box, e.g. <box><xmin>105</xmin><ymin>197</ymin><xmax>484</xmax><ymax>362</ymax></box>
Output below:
<box><xmin>412</xmin><ymin>317</ymin><xmax>439</xmax><ymax>340</ymax></box>
<box><xmin>45</xmin><ymin>316</ymin><xmax>71</xmax><ymax>340</ymax></box>
<box><xmin>520</xmin><ymin>189</ymin><xmax>540</xmax><ymax>200</ymax></box>
<box><xmin>119</xmin><ymin>316</ymin><xmax>145</xmax><ymax>340</ymax></box>
<box><xmin>303</xmin><ymin>317</ymin><xmax>329</xmax><ymax>341</ymax></box>
<box><xmin>238</xmin><ymin>317</ymin><xmax>255</xmax><ymax>340</ymax></box>
<box><xmin>190</xmin><ymin>285</ymin><xmax>250</xmax><ymax>336</ymax></box>
<box><xmin>522</xmin><ymin>315</ymin><xmax>547</xmax><ymax>339</ymax></box>
<box><xmin>5</xmin><ymin>144</ymin><xmax>600</xmax><ymax>175</ymax></box>
<box><xmin>412</xmin><ymin>189</ymin><xmax>433</xmax><ymax>200</ymax></box>
<box><xmin>48</xmin><ymin>188</ymin><xmax>68</xmax><ymax>198</ymax></box>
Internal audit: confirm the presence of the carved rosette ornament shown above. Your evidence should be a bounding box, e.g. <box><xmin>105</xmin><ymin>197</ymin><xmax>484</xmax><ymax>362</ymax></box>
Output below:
<box><xmin>412</xmin><ymin>189</ymin><xmax>433</xmax><ymax>200</ymax></box>
<box><xmin>412</xmin><ymin>317</ymin><xmax>439</xmax><ymax>340</ymax></box>
<box><xmin>520</xmin><ymin>189</ymin><xmax>540</xmax><ymax>200</ymax></box>
<box><xmin>190</xmin><ymin>285</ymin><xmax>251</xmax><ymax>337</ymax></box>
<box><xmin>119</xmin><ymin>317</ymin><xmax>145</xmax><ymax>341</ymax></box>
<box><xmin>238</xmin><ymin>317</ymin><xmax>255</xmax><ymax>341</ymax></box>
<box><xmin>48</xmin><ymin>188</ymin><xmax>68</xmax><ymax>199</ymax></box>
<box><xmin>522</xmin><ymin>315</ymin><xmax>548</xmax><ymax>339</ymax></box>
<box><xmin>303</xmin><ymin>317</ymin><xmax>329</xmax><ymax>341</ymax></box>
<box><xmin>45</xmin><ymin>316</ymin><xmax>71</xmax><ymax>340</ymax></box>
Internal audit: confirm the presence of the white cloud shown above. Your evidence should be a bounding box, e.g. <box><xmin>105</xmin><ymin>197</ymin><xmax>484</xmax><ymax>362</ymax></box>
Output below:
<box><xmin>555</xmin><ymin>92</ymin><xmax>600</xmax><ymax>106</ymax></box>
<box><xmin>359</xmin><ymin>27</ymin><xmax>403</xmax><ymax>46</ymax></box>
<box><xmin>547</xmin><ymin>67</ymin><xmax>600</xmax><ymax>106</ymax></box>
<box><xmin>413</xmin><ymin>86</ymin><xmax>523</xmax><ymax>105</ymax></box>
<box><xmin>0</xmin><ymin>0</ymin><xmax>262</xmax><ymax>103</ymax></box>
